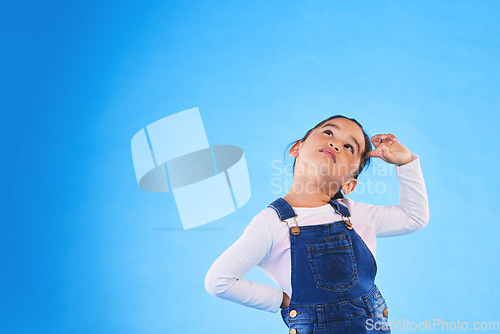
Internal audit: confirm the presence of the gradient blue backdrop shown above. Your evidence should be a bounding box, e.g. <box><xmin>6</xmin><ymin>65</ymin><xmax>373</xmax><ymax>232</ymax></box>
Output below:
<box><xmin>3</xmin><ymin>1</ymin><xmax>499</xmax><ymax>333</ymax></box>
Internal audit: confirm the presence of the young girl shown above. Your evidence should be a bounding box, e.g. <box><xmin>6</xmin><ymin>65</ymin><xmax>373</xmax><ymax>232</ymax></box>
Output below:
<box><xmin>205</xmin><ymin>115</ymin><xmax>429</xmax><ymax>333</ymax></box>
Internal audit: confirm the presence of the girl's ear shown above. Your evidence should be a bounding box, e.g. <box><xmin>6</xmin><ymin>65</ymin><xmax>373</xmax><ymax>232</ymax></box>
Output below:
<box><xmin>289</xmin><ymin>140</ymin><xmax>303</xmax><ymax>157</ymax></box>
<box><xmin>341</xmin><ymin>178</ymin><xmax>358</xmax><ymax>195</ymax></box>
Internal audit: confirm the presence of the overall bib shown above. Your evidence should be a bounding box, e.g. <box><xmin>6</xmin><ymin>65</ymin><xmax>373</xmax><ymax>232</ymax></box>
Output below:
<box><xmin>268</xmin><ymin>198</ymin><xmax>391</xmax><ymax>334</ymax></box>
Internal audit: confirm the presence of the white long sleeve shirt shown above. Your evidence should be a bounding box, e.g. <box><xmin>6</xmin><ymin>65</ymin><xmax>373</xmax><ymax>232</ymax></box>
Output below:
<box><xmin>205</xmin><ymin>153</ymin><xmax>429</xmax><ymax>313</ymax></box>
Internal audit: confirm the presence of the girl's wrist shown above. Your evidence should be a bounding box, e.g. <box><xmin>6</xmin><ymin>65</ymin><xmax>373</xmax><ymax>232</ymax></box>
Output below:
<box><xmin>396</xmin><ymin>154</ymin><xmax>414</xmax><ymax>166</ymax></box>
<box><xmin>281</xmin><ymin>291</ymin><xmax>290</xmax><ymax>309</ymax></box>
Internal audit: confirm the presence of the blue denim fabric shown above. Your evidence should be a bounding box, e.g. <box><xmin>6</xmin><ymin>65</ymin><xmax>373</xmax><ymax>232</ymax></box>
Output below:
<box><xmin>269</xmin><ymin>198</ymin><xmax>391</xmax><ymax>334</ymax></box>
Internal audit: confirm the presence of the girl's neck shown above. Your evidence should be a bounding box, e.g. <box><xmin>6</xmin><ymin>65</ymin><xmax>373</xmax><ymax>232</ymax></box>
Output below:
<box><xmin>283</xmin><ymin>190</ymin><xmax>333</xmax><ymax>208</ymax></box>
<box><xmin>283</xmin><ymin>174</ymin><xmax>340</xmax><ymax>208</ymax></box>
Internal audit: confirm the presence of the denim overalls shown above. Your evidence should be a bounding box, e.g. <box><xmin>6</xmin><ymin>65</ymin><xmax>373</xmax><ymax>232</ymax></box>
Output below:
<box><xmin>268</xmin><ymin>198</ymin><xmax>391</xmax><ymax>334</ymax></box>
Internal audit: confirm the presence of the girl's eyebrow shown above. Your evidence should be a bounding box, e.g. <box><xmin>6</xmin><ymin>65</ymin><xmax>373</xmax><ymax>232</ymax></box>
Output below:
<box><xmin>321</xmin><ymin>123</ymin><xmax>360</xmax><ymax>153</ymax></box>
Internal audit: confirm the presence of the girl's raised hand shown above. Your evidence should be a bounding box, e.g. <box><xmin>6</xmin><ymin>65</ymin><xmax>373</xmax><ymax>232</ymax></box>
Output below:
<box><xmin>365</xmin><ymin>134</ymin><xmax>414</xmax><ymax>166</ymax></box>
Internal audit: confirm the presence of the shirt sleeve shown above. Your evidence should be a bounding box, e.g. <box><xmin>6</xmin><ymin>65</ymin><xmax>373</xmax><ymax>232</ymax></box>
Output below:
<box><xmin>350</xmin><ymin>152</ymin><xmax>430</xmax><ymax>237</ymax></box>
<box><xmin>204</xmin><ymin>212</ymin><xmax>284</xmax><ymax>313</ymax></box>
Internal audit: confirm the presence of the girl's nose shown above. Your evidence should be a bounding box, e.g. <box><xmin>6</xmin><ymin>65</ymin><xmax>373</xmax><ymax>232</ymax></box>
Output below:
<box><xmin>329</xmin><ymin>142</ymin><xmax>340</xmax><ymax>152</ymax></box>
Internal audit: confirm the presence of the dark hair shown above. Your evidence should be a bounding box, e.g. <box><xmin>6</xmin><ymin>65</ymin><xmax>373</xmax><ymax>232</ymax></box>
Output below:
<box><xmin>283</xmin><ymin>115</ymin><xmax>372</xmax><ymax>200</ymax></box>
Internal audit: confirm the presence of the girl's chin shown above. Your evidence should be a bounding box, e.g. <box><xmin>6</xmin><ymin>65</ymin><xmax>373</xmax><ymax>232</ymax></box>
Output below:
<box><xmin>298</xmin><ymin>161</ymin><xmax>350</xmax><ymax>180</ymax></box>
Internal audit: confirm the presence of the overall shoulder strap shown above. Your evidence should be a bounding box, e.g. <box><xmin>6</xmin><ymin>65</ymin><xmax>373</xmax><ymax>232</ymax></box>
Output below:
<box><xmin>267</xmin><ymin>197</ymin><xmax>297</xmax><ymax>221</ymax></box>
<box><xmin>329</xmin><ymin>199</ymin><xmax>351</xmax><ymax>217</ymax></box>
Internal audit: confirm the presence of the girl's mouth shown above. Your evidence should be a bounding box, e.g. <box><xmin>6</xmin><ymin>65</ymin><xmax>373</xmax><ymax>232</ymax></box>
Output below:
<box><xmin>320</xmin><ymin>148</ymin><xmax>336</xmax><ymax>162</ymax></box>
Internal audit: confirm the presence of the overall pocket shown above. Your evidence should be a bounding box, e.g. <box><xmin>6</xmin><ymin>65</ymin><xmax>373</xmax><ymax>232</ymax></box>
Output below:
<box><xmin>306</xmin><ymin>236</ymin><xmax>358</xmax><ymax>292</ymax></box>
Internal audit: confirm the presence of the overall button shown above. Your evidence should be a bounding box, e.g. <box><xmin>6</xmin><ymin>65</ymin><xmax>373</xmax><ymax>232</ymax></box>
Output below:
<box><xmin>383</xmin><ymin>309</ymin><xmax>389</xmax><ymax>317</ymax></box>
<box><xmin>290</xmin><ymin>329</ymin><xmax>297</xmax><ymax>334</ymax></box>
<box><xmin>289</xmin><ymin>310</ymin><xmax>298</xmax><ymax>318</ymax></box>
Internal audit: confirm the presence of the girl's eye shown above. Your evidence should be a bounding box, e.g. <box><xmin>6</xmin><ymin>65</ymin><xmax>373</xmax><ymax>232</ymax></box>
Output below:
<box><xmin>344</xmin><ymin>144</ymin><xmax>354</xmax><ymax>153</ymax></box>
<box><xmin>324</xmin><ymin>129</ymin><xmax>333</xmax><ymax>137</ymax></box>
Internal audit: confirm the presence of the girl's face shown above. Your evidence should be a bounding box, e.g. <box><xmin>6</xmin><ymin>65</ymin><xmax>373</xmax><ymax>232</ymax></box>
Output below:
<box><xmin>290</xmin><ymin>117</ymin><xmax>365</xmax><ymax>193</ymax></box>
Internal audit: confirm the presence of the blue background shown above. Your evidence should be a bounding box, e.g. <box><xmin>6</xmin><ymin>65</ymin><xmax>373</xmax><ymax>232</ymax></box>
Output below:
<box><xmin>3</xmin><ymin>0</ymin><xmax>499</xmax><ymax>333</ymax></box>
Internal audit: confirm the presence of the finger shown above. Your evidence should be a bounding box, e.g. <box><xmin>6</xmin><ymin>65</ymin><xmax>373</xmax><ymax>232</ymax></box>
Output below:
<box><xmin>371</xmin><ymin>134</ymin><xmax>386</xmax><ymax>143</ymax></box>
<box><xmin>386</xmin><ymin>133</ymin><xmax>398</xmax><ymax>143</ymax></box>
<box><xmin>370</xmin><ymin>134</ymin><xmax>387</xmax><ymax>148</ymax></box>
<box><xmin>381</xmin><ymin>144</ymin><xmax>393</xmax><ymax>159</ymax></box>
<box><xmin>365</xmin><ymin>146</ymin><xmax>383</xmax><ymax>158</ymax></box>
<box><xmin>372</xmin><ymin>133</ymin><xmax>398</xmax><ymax>143</ymax></box>
<box><xmin>365</xmin><ymin>150</ymin><xmax>379</xmax><ymax>158</ymax></box>
<box><xmin>378</xmin><ymin>134</ymin><xmax>396</xmax><ymax>144</ymax></box>
<box><xmin>377</xmin><ymin>135</ymin><xmax>397</xmax><ymax>147</ymax></box>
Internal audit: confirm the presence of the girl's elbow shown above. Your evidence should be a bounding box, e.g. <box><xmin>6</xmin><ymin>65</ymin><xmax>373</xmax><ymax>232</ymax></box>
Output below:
<box><xmin>404</xmin><ymin>209</ymin><xmax>429</xmax><ymax>232</ymax></box>
<box><xmin>420</xmin><ymin>205</ymin><xmax>430</xmax><ymax>228</ymax></box>
<box><xmin>423</xmin><ymin>212</ymin><xmax>430</xmax><ymax>228</ymax></box>
<box><xmin>414</xmin><ymin>210</ymin><xmax>430</xmax><ymax>230</ymax></box>
<box><xmin>204</xmin><ymin>270</ymin><xmax>219</xmax><ymax>297</ymax></box>
<box><xmin>204</xmin><ymin>268</ymin><xmax>231</xmax><ymax>297</ymax></box>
